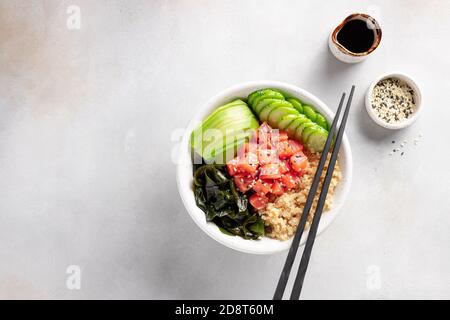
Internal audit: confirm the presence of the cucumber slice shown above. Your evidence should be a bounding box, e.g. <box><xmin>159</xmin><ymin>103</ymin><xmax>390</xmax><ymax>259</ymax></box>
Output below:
<box><xmin>301</xmin><ymin>124</ymin><xmax>323</xmax><ymax>143</ymax></box>
<box><xmin>306</xmin><ymin>128</ymin><xmax>329</xmax><ymax>153</ymax></box>
<box><xmin>285</xmin><ymin>118</ymin><xmax>302</xmax><ymax>138</ymax></box>
<box><xmin>303</xmin><ymin>105</ymin><xmax>317</xmax><ymax>122</ymax></box>
<box><xmin>253</xmin><ymin>98</ymin><xmax>280</xmax><ymax>115</ymax></box>
<box><xmin>287</xmin><ymin>98</ymin><xmax>304</xmax><ymax>114</ymax></box>
<box><xmin>259</xmin><ymin>100</ymin><xmax>293</xmax><ymax>122</ymax></box>
<box><xmin>285</xmin><ymin>115</ymin><xmax>309</xmax><ymax>138</ymax></box>
<box><xmin>248</xmin><ymin>89</ymin><xmax>284</xmax><ymax>107</ymax></box>
<box><xmin>277</xmin><ymin>114</ymin><xmax>298</xmax><ymax>130</ymax></box>
<box><xmin>253</xmin><ymin>92</ymin><xmax>284</xmax><ymax>109</ymax></box>
<box><xmin>295</xmin><ymin>122</ymin><xmax>315</xmax><ymax>142</ymax></box>
<box><xmin>314</xmin><ymin>113</ymin><xmax>329</xmax><ymax>130</ymax></box>
<box><xmin>258</xmin><ymin>104</ymin><xmax>278</xmax><ymax>122</ymax></box>
<box><xmin>296</xmin><ymin>113</ymin><xmax>311</xmax><ymax>123</ymax></box>
<box><xmin>267</xmin><ymin>106</ymin><xmax>299</xmax><ymax>128</ymax></box>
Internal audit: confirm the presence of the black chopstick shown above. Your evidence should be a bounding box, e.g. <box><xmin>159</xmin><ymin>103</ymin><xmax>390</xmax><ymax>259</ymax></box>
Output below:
<box><xmin>290</xmin><ymin>85</ymin><xmax>355</xmax><ymax>300</ymax></box>
<box><xmin>273</xmin><ymin>92</ymin><xmax>347</xmax><ymax>300</ymax></box>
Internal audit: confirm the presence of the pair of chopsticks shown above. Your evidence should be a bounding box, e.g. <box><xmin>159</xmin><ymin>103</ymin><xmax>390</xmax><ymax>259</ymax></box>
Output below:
<box><xmin>273</xmin><ymin>86</ymin><xmax>355</xmax><ymax>300</ymax></box>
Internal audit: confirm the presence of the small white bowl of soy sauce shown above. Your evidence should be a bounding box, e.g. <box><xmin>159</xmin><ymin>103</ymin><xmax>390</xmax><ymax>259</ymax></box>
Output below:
<box><xmin>329</xmin><ymin>13</ymin><xmax>382</xmax><ymax>63</ymax></box>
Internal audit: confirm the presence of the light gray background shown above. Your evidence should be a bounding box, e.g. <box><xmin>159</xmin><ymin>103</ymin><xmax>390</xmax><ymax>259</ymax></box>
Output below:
<box><xmin>0</xmin><ymin>0</ymin><xmax>449</xmax><ymax>299</ymax></box>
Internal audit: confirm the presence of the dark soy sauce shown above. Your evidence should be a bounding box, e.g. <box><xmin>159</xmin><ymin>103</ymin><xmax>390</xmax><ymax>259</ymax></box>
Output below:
<box><xmin>336</xmin><ymin>19</ymin><xmax>375</xmax><ymax>53</ymax></box>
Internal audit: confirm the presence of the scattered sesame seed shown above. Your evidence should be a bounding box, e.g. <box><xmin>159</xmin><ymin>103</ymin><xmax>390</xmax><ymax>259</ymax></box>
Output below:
<box><xmin>401</xmin><ymin>152</ymin><xmax>404</xmax><ymax>156</ymax></box>
<box><xmin>392</xmin><ymin>140</ymin><xmax>395</xmax><ymax>144</ymax></box>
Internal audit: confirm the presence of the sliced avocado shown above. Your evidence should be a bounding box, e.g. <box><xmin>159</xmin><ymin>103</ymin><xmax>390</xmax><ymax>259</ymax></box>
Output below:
<box><xmin>190</xmin><ymin>100</ymin><xmax>259</xmax><ymax>162</ymax></box>
<box><xmin>203</xmin><ymin>128</ymin><xmax>254</xmax><ymax>162</ymax></box>
<box><xmin>199</xmin><ymin>100</ymin><xmax>248</xmax><ymax>127</ymax></box>
<box><xmin>210</xmin><ymin>136</ymin><xmax>249</xmax><ymax>164</ymax></box>
<box><xmin>200</xmin><ymin>106</ymin><xmax>256</xmax><ymax>131</ymax></box>
<box><xmin>205</xmin><ymin>99</ymin><xmax>247</xmax><ymax>116</ymax></box>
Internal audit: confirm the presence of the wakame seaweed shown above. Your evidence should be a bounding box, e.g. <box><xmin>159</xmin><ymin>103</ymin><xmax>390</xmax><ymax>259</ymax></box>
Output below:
<box><xmin>193</xmin><ymin>164</ymin><xmax>265</xmax><ymax>239</ymax></box>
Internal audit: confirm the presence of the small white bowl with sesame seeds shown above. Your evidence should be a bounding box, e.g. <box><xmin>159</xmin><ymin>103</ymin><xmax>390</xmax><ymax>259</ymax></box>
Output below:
<box><xmin>365</xmin><ymin>73</ymin><xmax>422</xmax><ymax>129</ymax></box>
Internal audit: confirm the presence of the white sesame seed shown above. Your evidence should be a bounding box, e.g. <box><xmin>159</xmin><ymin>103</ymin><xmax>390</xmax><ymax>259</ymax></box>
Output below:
<box><xmin>370</xmin><ymin>78</ymin><xmax>416</xmax><ymax>124</ymax></box>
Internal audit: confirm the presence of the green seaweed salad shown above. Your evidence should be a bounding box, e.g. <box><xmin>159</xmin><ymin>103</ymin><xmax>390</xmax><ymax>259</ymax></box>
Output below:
<box><xmin>193</xmin><ymin>163</ymin><xmax>265</xmax><ymax>239</ymax></box>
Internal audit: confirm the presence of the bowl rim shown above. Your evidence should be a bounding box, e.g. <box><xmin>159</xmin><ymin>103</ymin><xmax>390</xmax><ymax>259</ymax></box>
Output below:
<box><xmin>365</xmin><ymin>72</ymin><xmax>423</xmax><ymax>130</ymax></box>
<box><xmin>176</xmin><ymin>81</ymin><xmax>353</xmax><ymax>254</ymax></box>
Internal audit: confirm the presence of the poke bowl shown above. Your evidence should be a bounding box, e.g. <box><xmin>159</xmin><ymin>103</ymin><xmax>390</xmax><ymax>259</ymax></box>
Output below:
<box><xmin>177</xmin><ymin>81</ymin><xmax>352</xmax><ymax>254</ymax></box>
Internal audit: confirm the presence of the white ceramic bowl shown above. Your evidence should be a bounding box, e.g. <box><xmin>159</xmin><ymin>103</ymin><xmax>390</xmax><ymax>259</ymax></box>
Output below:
<box><xmin>365</xmin><ymin>73</ymin><xmax>422</xmax><ymax>129</ymax></box>
<box><xmin>177</xmin><ymin>81</ymin><xmax>353</xmax><ymax>254</ymax></box>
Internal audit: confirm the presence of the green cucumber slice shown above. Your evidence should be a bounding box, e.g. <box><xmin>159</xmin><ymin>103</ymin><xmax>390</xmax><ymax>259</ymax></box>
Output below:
<box><xmin>267</xmin><ymin>106</ymin><xmax>299</xmax><ymax>128</ymax></box>
<box><xmin>285</xmin><ymin>115</ymin><xmax>309</xmax><ymax>138</ymax></box>
<box><xmin>248</xmin><ymin>89</ymin><xmax>284</xmax><ymax>107</ymax></box>
<box><xmin>296</xmin><ymin>113</ymin><xmax>311</xmax><ymax>123</ymax></box>
<box><xmin>277</xmin><ymin>114</ymin><xmax>298</xmax><ymax>130</ymax></box>
<box><xmin>253</xmin><ymin>98</ymin><xmax>280</xmax><ymax>115</ymax></box>
<box><xmin>303</xmin><ymin>105</ymin><xmax>317</xmax><ymax>122</ymax></box>
<box><xmin>295</xmin><ymin>122</ymin><xmax>315</xmax><ymax>142</ymax></box>
<box><xmin>258</xmin><ymin>104</ymin><xmax>278</xmax><ymax>122</ymax></box>
<box><xmin>287</xmin><ymin>98</ymin><xmax>304</xmax><ymax>114</ymax></box>
<box><xmin>253</xmin><ymin>92</ymin><xmax>284</xmax><ymax>109</ymax></box>
<box><xmin>306</xmin><ymin>128</ymin><xmax>329</xmax><ymax>153</ymax></box>
<box><xmin>259</xmin><ymin>100</ymin><xmax>293</xmax><ymax>122</ymax></box>
<box><xmin>314</xmin><ymin>113</ymin><xmax>329</xmax><ymax>130</ymax></box>
<box><xmin>301</xmin><ymin>124</ymin><xmax>323</xmax><ymax>143</ymax></box>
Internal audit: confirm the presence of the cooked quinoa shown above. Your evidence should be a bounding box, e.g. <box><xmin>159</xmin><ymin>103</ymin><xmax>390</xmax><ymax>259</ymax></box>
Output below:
<box><xmin>259</xmin><ymin>152</ymin><xmax>342</xmax><ymax>241</ymax></box>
